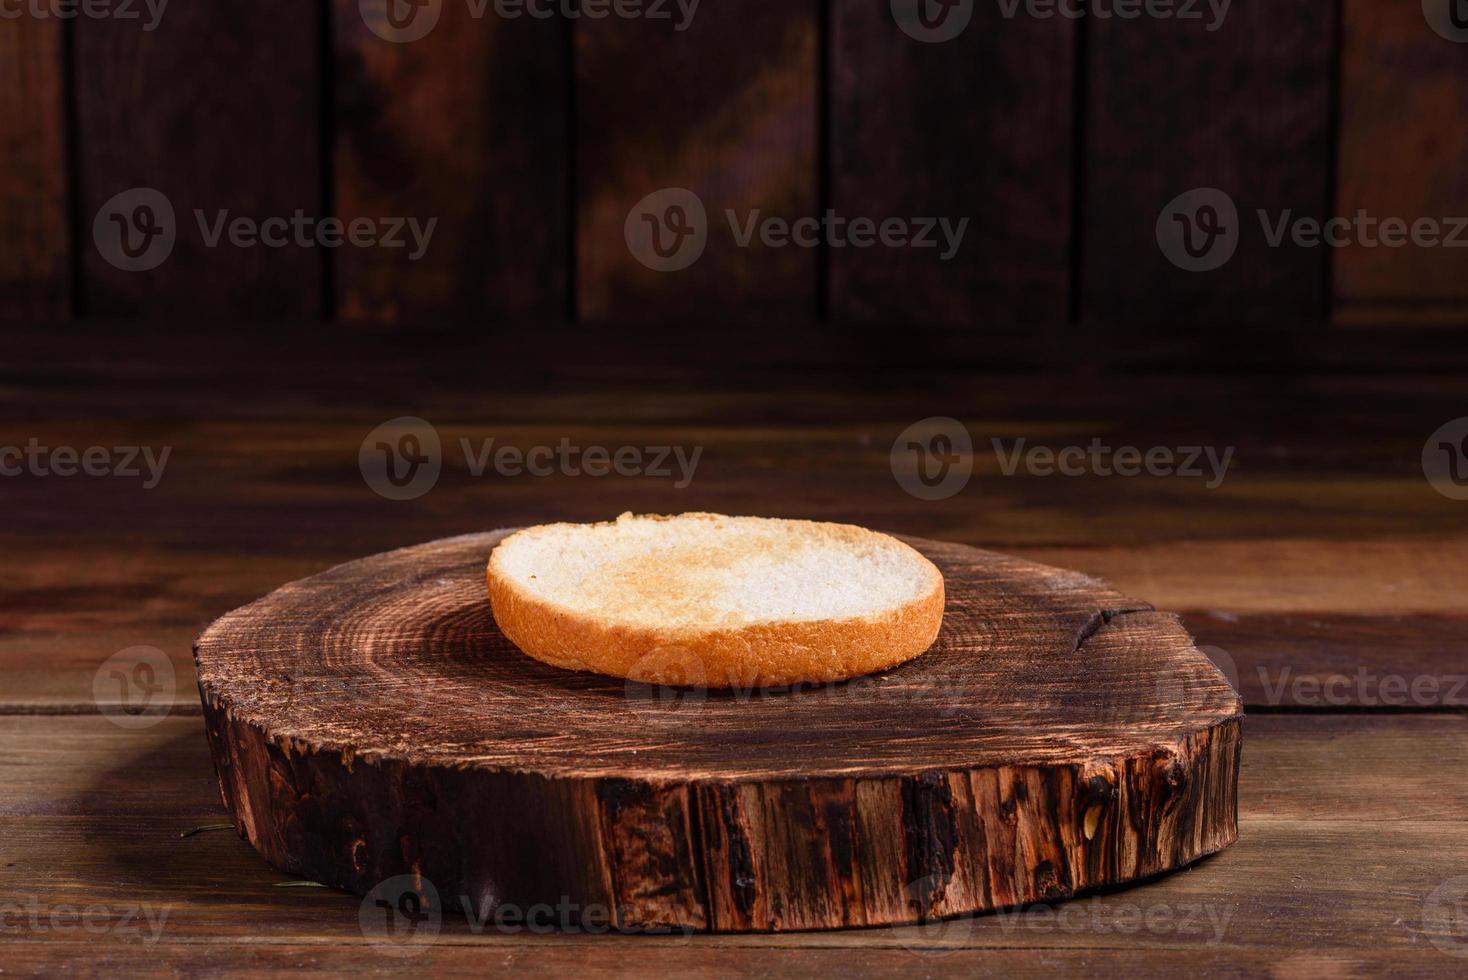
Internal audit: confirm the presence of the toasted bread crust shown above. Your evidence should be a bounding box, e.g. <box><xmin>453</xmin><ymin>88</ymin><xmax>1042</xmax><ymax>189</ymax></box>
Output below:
<box><xmin>486</xmin><ymin>516</ymin><xmax>945</xmax><ymax>688</ymax></box>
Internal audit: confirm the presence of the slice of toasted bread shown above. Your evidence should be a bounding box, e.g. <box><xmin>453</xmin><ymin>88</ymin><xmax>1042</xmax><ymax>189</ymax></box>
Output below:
<box><xmin>486</xmin><ymin>512</ymin><xmax>945</xmax><ymax>688</ymax></box>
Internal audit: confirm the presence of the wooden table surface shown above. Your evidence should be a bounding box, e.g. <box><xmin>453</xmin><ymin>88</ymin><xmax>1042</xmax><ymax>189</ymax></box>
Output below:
<box><xmin>3</xmin><ymin>327</ymin><xmax>1467</xmax><ymax>976</ymax></box>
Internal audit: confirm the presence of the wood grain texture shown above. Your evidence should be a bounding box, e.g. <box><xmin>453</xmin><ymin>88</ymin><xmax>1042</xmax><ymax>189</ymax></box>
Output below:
<box><xmin>1082</xmin><ymin>0</ymin><xmax>1335</xmax><ymax>324</ymax></box>
<box><xmin>0</xmin><ymin>17</ymin><xmax>69</xmax><ymax>320</ymax></box>
<box><xmin>1334</xmin><ymin>0</ymin><xmax>1468</xmax><ymax>325</ymax></box>
<box><xmin>575</xmin><ymin>1</ymin><xmax>818</xmax><ymax>321</ymax></box>
<box><xmin>829</xmin><ymin>2</ymin><xmax>1074</xmax><ymax>324</ymax></box>
<box><xmin>0</xmin><ymin>715</ymin><xmax>1463</xmax><ymax>966</ymax></box>
<box><xmin>74</xmin><ymin>4</ymin><xmax>320</xmax><ymax>317</ymax></box>
<box><xmin>3</xmin><ymin>329</ymin><xmax>1467</xmax><ymax>712</ymax></box>
<box><xmin>334</xmin><ymin>1</ymin><xmax>567</xmax><ymax>322</ymax></box>
<box><xmin>193</xmin><ymin>532</ymin><xmax>1241</xmax><ymax>932</ymax></box>
<box><xmin>5</xmin><ymin>946</ymin><xmax>1457</xmax><ymax>979</ymax></box>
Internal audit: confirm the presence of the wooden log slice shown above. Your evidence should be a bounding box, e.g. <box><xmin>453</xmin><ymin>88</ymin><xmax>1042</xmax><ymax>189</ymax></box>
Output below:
<box><xmin>194</xmin><ymin>531</ymin><xmax>1242</xmax><ymax>933</ymax></box>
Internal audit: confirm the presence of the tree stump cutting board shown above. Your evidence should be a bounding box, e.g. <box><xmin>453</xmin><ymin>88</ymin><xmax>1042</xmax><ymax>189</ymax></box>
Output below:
<box><xmin>195</xmin><ymin>531</ymin><xmax>1242</xmax><ymax>933</ymax></box>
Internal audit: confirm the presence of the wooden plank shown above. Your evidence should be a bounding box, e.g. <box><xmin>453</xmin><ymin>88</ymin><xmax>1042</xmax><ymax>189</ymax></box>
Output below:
<box><xmin>575</xmin><ymin>1</ymin><xmax>818</xmax><ymax>321</ymax></box>
<box><xmin>3</xmin><ymin>333</ymin><xmax>1468</xmax><ymax>708</ymax></box>
<box><xmin>1022</xmin><ymin>538</ymin><xmax>1468</xmax><ymax>709</ymax></box>
<box><xmin>0</xmin><ymin>714</ymin><xmax>1465</xmax><ymax>964</ymax></box>
<box><xmin>1082</xmin><ymin>0</ymin><xmax>1335</xmax><ymax>324</ymax></box>
<box><xmin>74</xmin><ymin>5</ymin><xmax>320</xmax><ymax>318</ymax></box>
<box><xmin>334</xmin><ymin>1</ymin><xmax>566</xmax><ymax>322</ymax></box>
<box><xmin>0</xmin><ymin>17</ymin><xmax>69</xmax><ymax>320</ymax></box>
<box><xmin>1334</xmin><ymin>0</ymin><xmax>1468</xmax><ymax>325</ymax></box>
<box><xmin>0</xmin><ymin>945</ymin><xmax>1454</xmax><ymax>978</ymax></box>
<box><xmin>1238</xmin><ymin>714</ymin><xmax>1468</xmax><ymax>821</ymax></box>
<box><xmin>829</xmin><ymin>3</ymin><xmax>1074</xmax><ymax>324</ymax></box>
<box><xmin>12</xmin><ymin>714</ymin><xmax>1463</xmax><ymax>826</ymax></box>
<box><xmin>8</xmin><ymin>786</ymin><xmax>1463</xmax><ymax>944</ymax></box>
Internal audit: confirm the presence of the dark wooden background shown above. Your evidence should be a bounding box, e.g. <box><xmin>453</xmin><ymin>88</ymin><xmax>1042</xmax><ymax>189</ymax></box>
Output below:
<box><xmin>3</xmin><ymin>0</ymin><xmax>1466</xmax><ymax>333</ymax></box>
<box><xmin>6</xmin><ymin>5</ymin><xmax>1468</xmax><ymax>971</ymax></box>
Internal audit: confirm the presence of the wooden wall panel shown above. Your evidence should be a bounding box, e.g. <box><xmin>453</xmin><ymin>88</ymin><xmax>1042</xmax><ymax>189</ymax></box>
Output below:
<box><xmin>0</xmin><ymin>18</ymin><xmax>69</xmax><ymax>321</ymax></box>
<box><xmin>335</xmin><ymin>1</ymin><xmax>567</xmax><ymax>323</ymax></box>
<box><xmin>1334</xmin><ymin>0</ymin><xmax>1468</xmax><ymax>325</ymax></box>
<box><xmin>830</xmin><ymin>3</ymin><xmax>1074</xmax><ymax>325</ymax></box>
<box><xmin>75</xmin><ymin>5</ymin><xmax>320</xmax><ymax>318</ymax></box>
<box><xmin>1082</xmin><ymin>0</ymin><xmax>1334</xmax><ymax>324</ymax></box>
<box><xmin>576</xmin><ymin>1</ymin><xmax>818</xmax><ymax>322</ymax></box>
